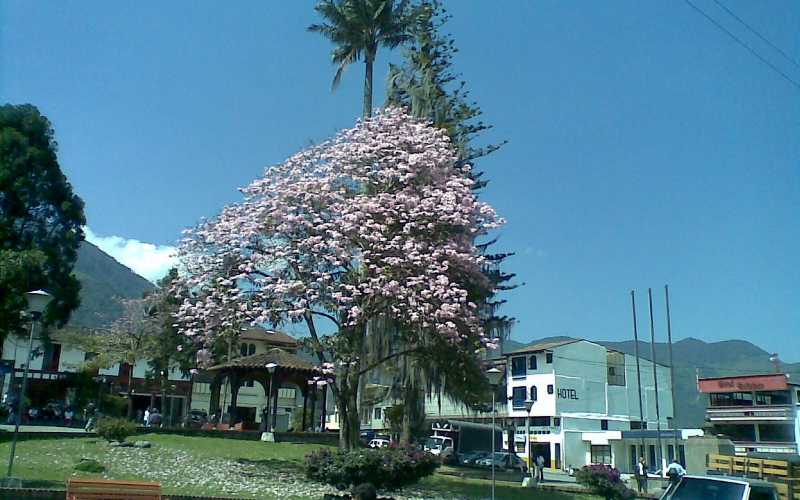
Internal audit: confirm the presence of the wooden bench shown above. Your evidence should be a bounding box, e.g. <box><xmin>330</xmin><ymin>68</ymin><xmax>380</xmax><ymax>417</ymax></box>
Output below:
<box><xmin>66</xmin><ymin>478</ymin><xmax>162</xmax><ymax>500</ymax></box>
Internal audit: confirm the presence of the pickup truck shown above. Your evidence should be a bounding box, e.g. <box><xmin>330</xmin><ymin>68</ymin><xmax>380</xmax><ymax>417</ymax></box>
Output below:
<box><xmin>659</xmin><ymin>475</ymin><xmax>779</xmax><ymax>500</ymax></box>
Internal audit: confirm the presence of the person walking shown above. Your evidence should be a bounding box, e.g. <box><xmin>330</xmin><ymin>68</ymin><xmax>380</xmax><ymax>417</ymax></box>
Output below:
<box><xmin>635</xmin><ymin>457</ymin><xmax>648</xmax><ymax>494</ymax></box>
<box><xmin>143</xmin><ymin>407</ymin><xmax>151</xmax><ymax>427</ymax></box>
<box><xmin>535</xmin><ymin>455</ymin><xmax>545</xmax><ymax>483</ymax></box>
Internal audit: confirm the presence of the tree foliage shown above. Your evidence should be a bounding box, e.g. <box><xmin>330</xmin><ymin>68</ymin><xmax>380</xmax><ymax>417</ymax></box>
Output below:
<box><xmin>0</xmin><ymin>104</ymin><xmax>85</xmax><ymax>338</ymax></box>
<box><xmin>175</xmin><ymin>109</ymin><xmax>502</xmax><ymax>448</ymax></box>
<box><xmin>382</xmin><ymin>1</ymin><xmax>516</xmax><ymax>440</ymax></box>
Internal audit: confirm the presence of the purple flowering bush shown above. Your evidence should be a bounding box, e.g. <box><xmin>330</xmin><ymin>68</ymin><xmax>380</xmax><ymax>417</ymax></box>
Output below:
<box><xmin>306</xmin><ymin>447</ymin><xmax>439</xmax><ymax>491</ymax></box>
<box><xmin>575</xmin><ymin>465</ymin><xmax>636</xmax><ymax>500</ymax></box>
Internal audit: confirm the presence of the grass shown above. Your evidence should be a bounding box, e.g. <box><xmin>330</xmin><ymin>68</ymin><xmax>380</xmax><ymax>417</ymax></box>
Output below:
<box><xmin>0</xmin><ymin>434</ymin><xmax>598</xmax><ymax>499</ymax></box>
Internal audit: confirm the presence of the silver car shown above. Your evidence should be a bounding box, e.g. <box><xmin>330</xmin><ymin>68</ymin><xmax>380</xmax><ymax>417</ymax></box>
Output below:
<box><xmin>659</xmin><ymin>475</ymin><xmax>779</xmax><ymax>500</ymax></box>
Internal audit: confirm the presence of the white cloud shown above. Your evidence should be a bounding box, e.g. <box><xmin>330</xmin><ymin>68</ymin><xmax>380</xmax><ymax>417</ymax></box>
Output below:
<box><xmin>84</xmin><ymin>227</ymin><xmax>177</xmax><ymax>283</ymax></box>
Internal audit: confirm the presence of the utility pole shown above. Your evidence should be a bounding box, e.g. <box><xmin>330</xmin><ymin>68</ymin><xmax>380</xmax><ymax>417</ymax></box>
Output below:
<box><xmin>631</xmin><ymin>291</ymin><xmax>646</xmax><ymax>457</ymax></box>
<box><xmin>665</xmin><ymin>285</ymin><xmax>679</xmax><ymax>461</ymax></box>
<box><xmin>648</xmin><ymin>288</ymin><xmax>663</xmax><ymax>475</ymax></box>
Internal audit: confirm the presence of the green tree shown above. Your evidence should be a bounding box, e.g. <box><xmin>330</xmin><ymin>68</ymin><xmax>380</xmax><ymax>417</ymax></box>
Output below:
<box><xmin>0</xmin><ymin>104</ymin><xmax>86</xmax><ymax>340</ymax></box>
<box><xmin>144</xmin><ymin>268</ymin><xmax>195</xmax><ymax>426</ymax></box>
<box><xmin>384</xmin><ymin>1</ymin><xmax>516</xmax><ymax>442</ymax></box>
<box><xmin>309</xmin><ymin>0</ymin><xmax>419</xmax><ymax>118</ymax></box>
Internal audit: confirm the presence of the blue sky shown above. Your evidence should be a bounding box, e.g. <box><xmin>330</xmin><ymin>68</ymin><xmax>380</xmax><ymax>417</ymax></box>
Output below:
<box><xmin>2</xmin><ymin>1</ymin><xmax>798</xmax><ymax>359</ymax></box>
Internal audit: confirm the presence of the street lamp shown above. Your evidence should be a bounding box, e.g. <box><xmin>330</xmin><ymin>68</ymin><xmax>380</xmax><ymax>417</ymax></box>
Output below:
<box><xmin>486</xmin><ymin>367</ymin><xmax>503</xmax><ymax>500</ymax></box>
<box><xmin>6</xmin><ymin>290</ymin><xmax>52</xmax><ymax>479</ymax></box>
<box><xmin>266</xmin><ymin>363</ymin><xmax>277</xmax><ymax>432</ymax></box>
<box><xmin>524</xmin><ymin>399</ymin><xmax>535</xmax><ymax>484</ymax></box>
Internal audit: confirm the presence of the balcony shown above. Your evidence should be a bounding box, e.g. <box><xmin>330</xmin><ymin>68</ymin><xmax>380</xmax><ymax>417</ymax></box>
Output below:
<box><xmin>706</xmin><ymin>405</ymin><xmax>795</xmax><ymax>422</ymax></box>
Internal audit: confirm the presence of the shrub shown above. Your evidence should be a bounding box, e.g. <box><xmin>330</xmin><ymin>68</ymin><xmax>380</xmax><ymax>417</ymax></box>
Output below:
<box><xmin>306</xmin><ymin>447</ymin><xmax>439</xmax><ymax>491</ymax></box>
<box><xmin>575</xmin><ymin>464</ymin><xmax>636</xmax><ymax>500</ymax></box>
<box><xmin>74</xmin><ymin>459</ymin><xmax>105</xmax><ymax>473</ymax></box>
<box><xmin>95</xmin><ymin>417</ymin><xmax>137</xmax><ymax>442</ymax></box>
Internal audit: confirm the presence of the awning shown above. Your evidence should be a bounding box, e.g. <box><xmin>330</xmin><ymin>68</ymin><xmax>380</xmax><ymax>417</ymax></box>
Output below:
<box><xmin>581</xmin><ymin>431</ymin><xmax>622</xmax><ymax>445</ymax></box>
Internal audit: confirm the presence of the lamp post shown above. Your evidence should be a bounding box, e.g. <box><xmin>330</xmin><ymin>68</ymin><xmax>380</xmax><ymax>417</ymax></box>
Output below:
<box><xmin>524</xmin><ymin>399</ymin><xmax>535</xmax><ymax>484</ymax></box>
<box><xmin>266</xmin><ymin>363</ymin><xmax>277</xmax><ymax>432</ymax></box>
<box><xmin>486</xmin><ymin>367</ymin><xmax>503</xmax><ymax>500</ymax></box>
<box><xmin>7</xmin><ymin>290</ymin><xmax>52</xmax><ymax>479</ymax></box>
<box><xmin>317</xmin><ymin>379</ymin><xmax>328</xmax><ymax>432</ymax></box>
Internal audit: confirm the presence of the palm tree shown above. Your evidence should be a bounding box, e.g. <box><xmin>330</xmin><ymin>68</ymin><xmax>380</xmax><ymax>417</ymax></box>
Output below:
<box><xmin>309</xmin><ymin>0</ymin><xmax>418</xmax><ymax>118</ymax></box>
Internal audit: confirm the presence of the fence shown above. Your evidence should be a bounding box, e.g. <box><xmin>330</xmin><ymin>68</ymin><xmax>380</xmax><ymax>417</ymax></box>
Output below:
<box><xmin>708</xmin><ymin>453</ymin><xmax>800</xmax><ymax>500</ymax></box>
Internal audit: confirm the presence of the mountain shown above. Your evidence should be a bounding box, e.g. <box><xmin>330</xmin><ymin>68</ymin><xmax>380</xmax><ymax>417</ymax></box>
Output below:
<box><xmin>506</xmin><ymin>336</ymin><xmax>800</xmax><ymax>428</ymax></box>
<box><xmin>66</xmin><ymin>241</ymin><xmax>155</xmax><ymax>328</ymax></box>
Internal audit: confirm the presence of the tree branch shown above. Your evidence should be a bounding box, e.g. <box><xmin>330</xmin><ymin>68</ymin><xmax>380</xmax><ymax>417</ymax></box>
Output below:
<box><xmin>357</xmin><ymin>347</ymin><xmax>424</xmax><ymax>378</ymax></box>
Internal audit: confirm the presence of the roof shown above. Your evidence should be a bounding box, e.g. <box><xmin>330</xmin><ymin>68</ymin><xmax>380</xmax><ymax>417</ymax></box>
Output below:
<box><xmin>239</xmin><ymin>327</ymin><xmax>299</xmax><ymax>347</ymax></box>
<box><xmin>206</xmin><ymin>348</ymin><xmax>315</xmax><ymax>373</ymax></box>
<box><xmin>504</xmin><ymin>339</ymin><xmax>581</xmax><ymax>356</ymax></box>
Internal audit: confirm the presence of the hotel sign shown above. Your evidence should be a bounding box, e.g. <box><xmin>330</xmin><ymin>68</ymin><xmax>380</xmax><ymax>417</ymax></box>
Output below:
<box><xmin>698</xmin><ymin>374</ymin><xmax>789</xmax><ymax>394</ymax></box>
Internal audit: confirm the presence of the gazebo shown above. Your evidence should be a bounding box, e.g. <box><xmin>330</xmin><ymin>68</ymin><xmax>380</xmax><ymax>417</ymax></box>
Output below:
<box><xmin>205</xmin><ymin>347</ymin><xmax>327</xmax><ymax>431</ymax></box>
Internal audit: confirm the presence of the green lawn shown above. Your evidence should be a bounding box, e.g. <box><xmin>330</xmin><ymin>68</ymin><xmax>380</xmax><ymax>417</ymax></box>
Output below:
<box><xmin>0</xmin><ymin>434</ymin><xmax>596</xmax><ymax>499</ymax></box>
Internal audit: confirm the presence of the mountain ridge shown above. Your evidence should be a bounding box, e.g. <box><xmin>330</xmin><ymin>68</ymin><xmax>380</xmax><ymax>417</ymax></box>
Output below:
<box><xmin>66</xmin><ymin>241</ymin><xmax>155</xmax><ymax>329</ymax></box>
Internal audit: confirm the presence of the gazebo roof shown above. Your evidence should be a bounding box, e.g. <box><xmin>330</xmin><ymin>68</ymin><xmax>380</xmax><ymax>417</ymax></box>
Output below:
<box><xmin>206</xmin><ymin>348</ymin><xmax>316</xmax><ymax>373</ymax></box>
<box><xmin>239</xmin><ymin>327</ymin><xmax>300</xmax><ymax>348</ymax></box>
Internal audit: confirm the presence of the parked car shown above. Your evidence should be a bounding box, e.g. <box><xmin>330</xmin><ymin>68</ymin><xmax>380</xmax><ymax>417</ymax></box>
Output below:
<box><xmin>187</xmin><ymin>409</ymin><xmax>208</xmax><ymax>428</ymax></box>
<box><xmin>476</xmin><ymin>452</ymin><xmax>528</xmax><ymax>473</ymax></box>
<box><xmin>368</xmin><ymin>438</ymin><xmax>391</xmax><ymax>449</ymax></box>
<box><xmin>458</xmin><ymin>450</ymin><xmax>491</xmax><ymax>466</ymax></box>
<box><xmin>659</xmin><ymin>475</ymin><xmax>779</xmax><ymax>500</ymax></box>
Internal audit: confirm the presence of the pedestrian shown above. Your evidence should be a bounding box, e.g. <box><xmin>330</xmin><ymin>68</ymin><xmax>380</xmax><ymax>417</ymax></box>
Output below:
<box><xmin>535</xmin><ymin>455</ymin><xmax>545</xmax><ymax>483</ymax></box>
<box><xmin>143</xmin><ymin>407</ymin><xmax>151</xmax><ymax>427</ymax></box>
<box><xmin>84</xmin><ymin>403</ymin><xmax>96</xmax><ymax>432</ymax></box>
<box><xmin>666</xmin><ymin>458</ymin><xmax>686</xmax><ymax>490</ymax></box>
<box><xmin>150</xmin><ymin>408</ymin><xmax>162</xmax><ymax>427</ymax></box>
<box><xmin>635</xmin><ymin>457</ymin><xmax>648</xmax><ymax>494</ymax></box>
<box><xmin>64</xmin><ymin>407</ymin><xmax>74</xmax><ymax>427</ymax></box>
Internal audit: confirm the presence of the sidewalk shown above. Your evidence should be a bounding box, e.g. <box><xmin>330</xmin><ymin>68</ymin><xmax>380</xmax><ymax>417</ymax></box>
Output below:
<box><xmin>0</xmin><ymin>424</ymin><xmax>87</xmax><ymax>433</ymax></box>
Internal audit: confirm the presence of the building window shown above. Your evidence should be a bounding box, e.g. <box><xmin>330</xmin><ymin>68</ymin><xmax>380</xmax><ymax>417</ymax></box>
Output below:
<box><xmin>546</xmin><ymin>352</ymin><xmax>553</xmax><ymax>363</ymax></box>
<box><xmin>531</xmin><ymin>416</ymin><xmax>550</xmax><ymax>426</ymax></box>
<box><xmin>668</xmin><ymin>444</ymin><xmax>675</xmax><ymax>463</ymax></box>
<box><xmin>547</xmin><ymin>384</ymin><xmax>554</xmax><ymax>395</ymax></box>
<box><xmin>244</xmin><ymin>380</ymin><xmax>255</xmax><ymax>388</ymax></box>
<box><xmin>240</xmin><ymin>344</ymin><xmax>248</xmax><ymax>357</ymax></box>
<box><xmin>248</xmin><ymin>343</ymin><xmax>256</xmax><ymax>355</ymax></box>
<box><xmin>710</xmin><ymin>392</ymin><xmax>754</xmax><ymax>407</ymax></box>
<box><xmin>530</xmin><ymin>386</ymin><xmax>538</xmax><ymax>402</ymax></box>
<box><xmin>374</xmin><ymin>407</ymin><xmax>382</xmax><ymax>420</ymax></box>
<box><xmin>606</xmin><ymin>351</ymin><xmax>626</xmax><ymax>386</ymax></box>
<box><xmin>630</xmin><ymin>420</ymin><xmax>644</xmax><ymax>430</ymax></box>
<box><xmin>755</xmin><ymin>390</ymin><xmax>790</xmax><ymax>406</ymax></box>
<box><xmin>512</xmin><ymin>387</ymin><xmax>527</xmax><ymax>409</ymax></box>
<box><xmin>553</xmin><ymin>417</ymin><xmax>561</xmax><ymax>427</ymax></box>
<box><xmin>278</xmin><ymin>388</ymin><xmax>296</xmax><ymax>399</ymax></box>
<box><xmin>648</xmin><ymin>445</ymin><xmax>656</xmax><ymax>470</ymax></box>
<box><xmin>42</xmin><ymin>343</ymin><xmax>62</xmax><ymax>372</ymax></box>
<box><xmin>528</xmin><ymin>355</ymin><xmax>537</xmax><ymax>370</ymax></box>
<box><xmin>515</xmin><ymin>441</ymin><xmax>525</xmax><ymax>453</ymax></box>
<box><xmin>678</xmin><ymin>445</ymin><xmax>686</xmax><ymax>466</ymax></box>
<box><xmin>511</xmin><ymin>357</ymin><xmax>526</xmax><ymax>378</ymax></box>
<box><xmin>601</xmin><ymin>419</ymin><xmax>608</xmax><ymax>431</ymax></box>
<box><xmin>590</xmin><ymin>445</ymin><xmax>612</xmax><ymax>465</ymax></box>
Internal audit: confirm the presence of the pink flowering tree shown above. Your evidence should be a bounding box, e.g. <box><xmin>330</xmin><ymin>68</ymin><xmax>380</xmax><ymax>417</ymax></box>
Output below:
<box><xmin>175</xmin><ymin>108</ymin><xmax>502</xmax><ymax>449</ymax></box>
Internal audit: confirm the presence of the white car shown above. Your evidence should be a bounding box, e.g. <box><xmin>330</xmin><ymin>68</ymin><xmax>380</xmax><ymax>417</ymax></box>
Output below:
<box><xmin>368</xmin><ymin>438</ymin><xmax>391</xmax><ymax>448</ymax></box>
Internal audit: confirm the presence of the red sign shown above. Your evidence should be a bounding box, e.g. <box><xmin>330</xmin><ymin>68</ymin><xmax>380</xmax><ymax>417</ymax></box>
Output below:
<box><xmin>698</xmin><ymin>374</ymin><xmax>789</xmax><ymax>394</ymax></box>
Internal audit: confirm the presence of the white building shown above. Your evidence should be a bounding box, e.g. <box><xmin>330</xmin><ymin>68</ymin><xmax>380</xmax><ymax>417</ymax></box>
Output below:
<box><xmin>505</xmin><ymin>339</ymin><xmax>688</xmax><ymax>473</ymax></box>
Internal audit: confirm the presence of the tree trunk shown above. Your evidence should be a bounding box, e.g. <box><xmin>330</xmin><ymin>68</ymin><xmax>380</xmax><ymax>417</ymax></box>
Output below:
<box><xmin>400</xmin><ymin>387</ymin><xmax>414</xmax><ymax>446</ymax></box>
<box><xmin>363</xmin><ymin>57</ymin><xmax>373</xmax><ymax>119</ymax></box>
<box><xmin>126</xmin><ymin>363</ymin><xmax>134</xmax><ymax>420</ymax></box>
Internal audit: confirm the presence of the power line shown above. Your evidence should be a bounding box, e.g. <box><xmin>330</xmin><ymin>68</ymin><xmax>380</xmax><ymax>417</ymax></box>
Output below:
<box><xmin>711</xmin><ymin>0</ymin><xmax>800</xmax><ymax>71</ymax></box>
<box><xmin>683</xmin><ymin>0</ymin><xmax>800</xmax><ymax>91</ymax></box>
